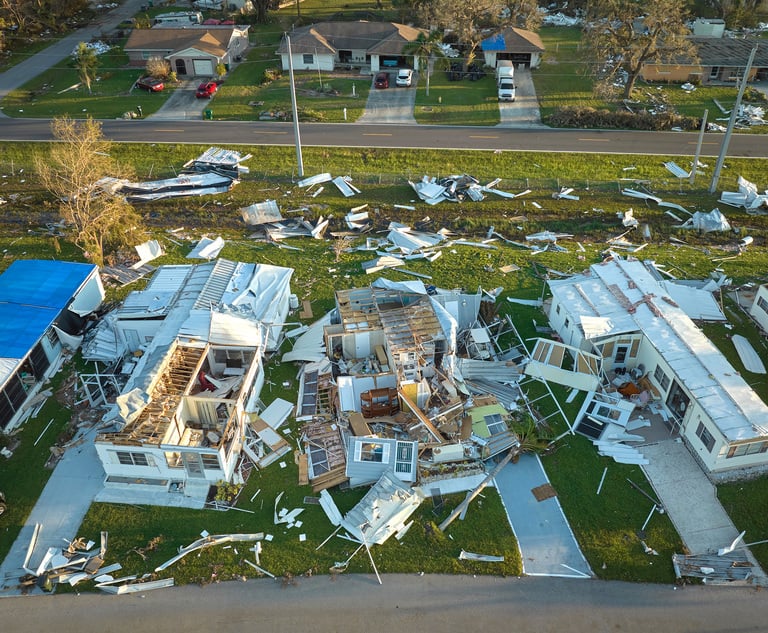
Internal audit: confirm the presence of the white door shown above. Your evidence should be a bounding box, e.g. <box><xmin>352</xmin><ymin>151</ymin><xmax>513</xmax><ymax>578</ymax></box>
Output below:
<box><xmin>193</xmin><ymin>59</ymin><xmax>214</xmax><ymax>76</ymax></box>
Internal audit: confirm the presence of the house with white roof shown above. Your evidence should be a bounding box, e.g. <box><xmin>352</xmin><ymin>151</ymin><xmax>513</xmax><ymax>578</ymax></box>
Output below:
<box><xmin>89</xmin><ymin>259</ymin><xmax>293</xmax><ymax>506</ymax></box>
<box><xmin>547</xmin><ymin>257</ymin><xmax>768</xmax><ymax>477</ymax></box>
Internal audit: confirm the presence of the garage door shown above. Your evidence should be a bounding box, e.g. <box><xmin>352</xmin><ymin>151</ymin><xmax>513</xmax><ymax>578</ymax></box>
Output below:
<box><xmin>192</xmin><ymin>59</ymin><xmax>214</xmax><ymax>76</ymax></box>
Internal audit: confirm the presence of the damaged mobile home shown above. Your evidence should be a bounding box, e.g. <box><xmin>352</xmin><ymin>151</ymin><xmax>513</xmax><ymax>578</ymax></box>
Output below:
<box><xmin>288</xmin><ymin>279</ymin><xmax>527</xmax><ymax>496</ymax></box>
<box><xmin>0</xmin><ymin>260</ymin><xmax>104</xmax><ymax>432</ymax></box>
<box><xmin>547</xmin><ymin>256</ymin><xmax>768</xmax><ymax>477</ymax></box>
<box><xmin>81</xmin><ymin>259</ymin><xmax>294</xmax><ymax>506</ymax></box>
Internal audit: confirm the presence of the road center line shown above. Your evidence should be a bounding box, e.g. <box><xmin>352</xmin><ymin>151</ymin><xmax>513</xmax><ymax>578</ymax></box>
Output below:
<box><xmin>469</xmin><ymin>135</ymin><xmax>498</xmax><ymax>139</ymax></box>
<box><xmin>258</xmin><ymin>131</ymin><xmax>288</xmax><ymax>135</ymax></box>
<box><xmin>155</xmin><ymin>129</ymin><xmax>185</xmax><ymax>132</ymax></box>
<box><xmin>363</xmin><ymin>133</ymin><xmax>393</xmax><ymax>136</ymax></box>
<box><xmin>577</xmin><ymin>138</ymin><xmax>610</xmax><ymax>142</ymax></box>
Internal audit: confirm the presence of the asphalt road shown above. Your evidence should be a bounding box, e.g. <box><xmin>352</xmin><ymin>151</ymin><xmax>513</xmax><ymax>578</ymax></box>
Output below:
<box><xmin>1</xmin><ymin>117</ymin><xmax>767</xmax><ymax>158</ymax></box>
<box><xmin>0</xmin><ymin>574</ymin><xmax>766</xmax><ymax>632</ymax></box>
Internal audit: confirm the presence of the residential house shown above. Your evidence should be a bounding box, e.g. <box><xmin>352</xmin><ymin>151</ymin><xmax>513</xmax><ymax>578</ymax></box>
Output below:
<box><xmin>88</xmin><ymin>259</ymin><xmax>293</xmax><ymax>506</ymax></box>
<box><xmin>480</xmin><ymin>27</ymin><xmax>545</xmax><ymax>69</ymax></box>
<box><xmin>0</xmin><ymin>260</ymin><xmax>103</xmax><ymax>431</ymax></box>
<box><xmin>124</xmin><ymin>25</ymin><xmax>250</xmax><ymax>76</ymax></box>
<box><xmin>277</xmin><ymin>21</ymin><xmax>428</xmax><ymax>73</ymax></box>
<box><xmin>641</xmin><ymin>36</ymin><xmax>768</xmax><ymax>84</ymax></box>
<box><xmin>547</xmin><ymin>257</ymin><xmax>768</xmax><ymax>478</ymax></box>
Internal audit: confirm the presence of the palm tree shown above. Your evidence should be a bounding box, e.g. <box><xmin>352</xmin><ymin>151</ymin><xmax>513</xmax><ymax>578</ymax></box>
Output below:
<box><xmin>402</xmin><ymin>31</ymin><xmax>445</xmax><ymax>97</ymax></box>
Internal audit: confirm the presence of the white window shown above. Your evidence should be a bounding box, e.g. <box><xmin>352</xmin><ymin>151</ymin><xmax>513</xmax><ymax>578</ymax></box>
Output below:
<box><xmin>302</xmin><ymin>53</ymin><xmax>313</xmax><ymax>65</ymax></box>
<box><xmin>484</xmin><ymin>413</ymin><xmax>507</xmax><ymax>436</ymax></box>
<box><xmin>354</xmin><ymin>440</ymin><xmax>390</xmax><ymax>463</ymax></box>
<box><xmin>394</xmin><ymin>441</ymin><xmax>413</xmax><ymax>474</ymax></box>
<box><xmin>653</xmin><ymin>364</ymin><xmax>670</xmax><ymax>391</ymax></box>
<box><xmin>695</xmin><ymin>422</ymin><xmax>715</xmax><ymax>453</ymax></box>
<box><xmin>116</xmin><ymin>451</ymin><xmax>153</xmax><ymax>466</ymax></box>
<box><xmin>201</xmin><ymin>454</ymin><xmax>221</xmax><ymax>470</ymax></box>
<box><xmin>758</xmin><ymin>296</ymin><xmax>768</xmax><ymax>314</ymax></box>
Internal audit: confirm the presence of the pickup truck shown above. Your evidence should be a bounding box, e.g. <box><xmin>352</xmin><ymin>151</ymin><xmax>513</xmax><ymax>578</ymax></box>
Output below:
<box><xmin>498</xmin><ymin>80</ymin><xmax>516</xmax><ymax>102</ymax></box>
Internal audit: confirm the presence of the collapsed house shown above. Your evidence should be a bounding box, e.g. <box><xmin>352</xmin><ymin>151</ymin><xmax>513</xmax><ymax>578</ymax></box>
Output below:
<box><xmin>0</xmin><ymin>260</ymin><xmax>104</xmax><ymax>432</ymax></box>
<box><xmin>81</xmin><ymin>259</ymin><xmax>294</xmax><ymax>506</ymax></box>
<box><xmin>547</xmin><ymin>256</ymin><xmax>768</xmax><ymax>477</ymax></box>
<box><xmin>289</xmin><ymin>280</ymin><xmax>523</xmax><ymax>495</ymax></box>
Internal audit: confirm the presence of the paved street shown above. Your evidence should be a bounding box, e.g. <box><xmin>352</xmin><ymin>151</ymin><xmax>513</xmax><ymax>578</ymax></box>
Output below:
<box><xmin>0</xmin><ymin>574</ymin><xmax>766</xmax><ymax>632</ymax></box>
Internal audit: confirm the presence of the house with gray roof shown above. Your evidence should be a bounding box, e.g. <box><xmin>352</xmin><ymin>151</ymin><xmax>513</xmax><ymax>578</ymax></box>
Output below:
<box><xmin>124</xmin><ymin>25</ymin><xmax>249</xmax><ymax>77</ymax></box>
<box><xmin>277</xmin><ymin>21</ymin><xmax>428</xmax><ymax>73</ymax></box>
<box><xmin>480</xmin><ymin>27</ymin><xmax>545</xmax><ymax>69</ymax></box>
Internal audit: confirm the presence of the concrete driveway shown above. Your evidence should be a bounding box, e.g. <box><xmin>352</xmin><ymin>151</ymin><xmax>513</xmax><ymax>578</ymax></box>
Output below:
<box><xmin>494</xmin><ymin>454</ymin><xmax>592</xmax><ymax>578</ymax></box>
<box><xmin>358</xmin><ymin>72</ymin><xmax>417</xmax><ymax>124</ymax></box>
<box><xmin>149</xmin><ymin>80</ymin><xmax>212</xmax><ymax>120</ymax></box>
<box><xmin>497</xmin><ymin>67</ymin><xmax>546</xmax><ymax>129</ymax></box>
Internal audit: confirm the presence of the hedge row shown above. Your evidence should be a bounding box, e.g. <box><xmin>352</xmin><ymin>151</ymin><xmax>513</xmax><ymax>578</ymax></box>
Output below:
<box><xmin>546</xmin><ymin>106</ymin><xmax>700</xmax><ymax>131</ymax></box>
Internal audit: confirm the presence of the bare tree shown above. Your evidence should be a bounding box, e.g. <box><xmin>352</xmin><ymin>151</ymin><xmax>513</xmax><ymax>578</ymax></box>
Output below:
<box><xmin>583</xmin><ymin>0</ymin><xmax>696</xmax><ymax>99</ymax></box>
<box><xmin>74</xmin><ymin>41</ymin><xmax>98</xmax><ymax>94</ymax></box>
<box><xmin>35</xmin><ymin>116</ymin><xmax>143</xmax><ymax>266</ymax></box>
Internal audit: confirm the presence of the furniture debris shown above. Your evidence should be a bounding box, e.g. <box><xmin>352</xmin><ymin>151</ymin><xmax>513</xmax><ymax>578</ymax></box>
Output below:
<box><xmin>458</xmin><ymin>550</ymin><xmax>505</xmax><ymax>562</ymax></box>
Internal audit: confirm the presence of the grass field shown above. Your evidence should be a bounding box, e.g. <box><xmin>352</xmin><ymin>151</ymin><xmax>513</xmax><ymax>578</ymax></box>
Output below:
<box><xmin>3</xmin><ymin>136</ymin><xmax>768</xmax><ymax>585</ymax></box>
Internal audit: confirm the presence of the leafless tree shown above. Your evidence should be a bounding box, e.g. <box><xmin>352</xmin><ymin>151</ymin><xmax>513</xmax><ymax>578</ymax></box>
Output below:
<box><xmin>35</xmin><ymin>116</ymin><xmax>143</xmax><ymax>266</ymax></box>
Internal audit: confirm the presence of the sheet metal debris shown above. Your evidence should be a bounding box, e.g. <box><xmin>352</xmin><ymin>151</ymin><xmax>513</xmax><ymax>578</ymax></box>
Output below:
<box><xmin>677</xmin><ymin>208</ymin><xmax>731</xmax><ymax>233</ymax></box>
<box><xmin>719</xmin><ymin>176</ymin><xmax>768</xmax><ymax>211</ymax></box>
<box><xmin>187</xmin><ymin>236</ymin><xmax>225</xmax><ymax>259</ymax></box>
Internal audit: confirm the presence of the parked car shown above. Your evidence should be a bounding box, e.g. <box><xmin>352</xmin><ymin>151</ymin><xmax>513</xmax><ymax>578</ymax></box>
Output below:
<box><xmin>136</xmin><ymin>77</ymin><xmax>164</xmax><ymax>92</ymax></box>
<box><xmin>196</xmin><ymin>81</ymin><xmax>218</xmax><ymax>98</ymax></box>
<box><xmin>396</xmin><ymin>68</ymin><xmax>413</xmax><ymax>87</ymax></box>
<box><xmin>374</xmin><ymin>72</ymin><xmax>389</xmax><ymax>89</ymax></box>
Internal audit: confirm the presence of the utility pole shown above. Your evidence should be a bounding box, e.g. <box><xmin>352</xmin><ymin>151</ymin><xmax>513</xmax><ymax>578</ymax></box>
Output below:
<box><xmin>709</xmin><ymin>45</ymin><xmax>758</xmax><ymax>193</ymax></box>
<box><xmin>286</xmin><ymin>34</ymin><xmax>304</xmax><ymax>178</ymax></box>
<box><xmin>689</xmin><ymin>108</ymin><xmax>707</xmax><ymax>186</ymax></box>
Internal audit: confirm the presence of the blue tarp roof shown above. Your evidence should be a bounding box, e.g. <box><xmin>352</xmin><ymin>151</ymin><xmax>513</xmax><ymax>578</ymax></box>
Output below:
<box><xmin>481</xmin><ymin>33</ymin><xmax>506</xmax><ymax>52</ymax></box>
<box><xmin>0</xmin><ymin>260</ymin><xmax>95</xmax><ymax>358</ymax></box>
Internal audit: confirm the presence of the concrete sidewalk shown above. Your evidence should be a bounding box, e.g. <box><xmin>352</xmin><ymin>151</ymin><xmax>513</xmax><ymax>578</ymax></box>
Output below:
<box><xmin>0</xmin><ymin>431</ymin><xmax>105</xmax><ymax>594</ymax></box>
<box><xmin>641</xmin><ymin>440</ymin><xmax>739</xmax><ymax>556</ymax></box>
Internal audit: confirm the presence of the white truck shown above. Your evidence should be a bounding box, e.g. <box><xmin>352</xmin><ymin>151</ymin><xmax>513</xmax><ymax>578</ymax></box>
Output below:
<box><xmin>496</xmin><ymin>61</ymin><xmax>516</xmax><ymax>102</ymax></box>
<box><xmin>495</xmin><ymin>61</ymin><xmax>515</xmax><ymax>84</ymax></box>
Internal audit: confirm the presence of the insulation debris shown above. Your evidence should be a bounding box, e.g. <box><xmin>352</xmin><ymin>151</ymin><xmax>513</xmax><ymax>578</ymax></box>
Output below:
<box><xmin>677</xmin><ymin>208</ymin><xmax>731</xmax><ymax>233</ymax></box>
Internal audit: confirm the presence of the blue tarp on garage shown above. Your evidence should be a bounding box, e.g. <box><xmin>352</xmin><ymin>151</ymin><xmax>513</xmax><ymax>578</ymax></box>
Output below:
<box><xmin>0</xmin><ymin>260</ymin><xmax>95</xmax><ymax>358</ymax></box>
<box><xmin>481</xmin><ymin>33</ymin><xmax>506</xmax><ymax>52</ymax></box>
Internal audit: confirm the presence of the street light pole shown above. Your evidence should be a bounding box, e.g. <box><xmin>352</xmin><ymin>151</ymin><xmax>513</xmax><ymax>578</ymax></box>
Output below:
<box><xmin>709</xmin><ymin>45</ymin><xmax>758</xmax><ymax>194</ymax></box>
<box><xmin>286</xmin><ymin>34</ymin><xmax>304</xmax><ymax>178</ymax></box>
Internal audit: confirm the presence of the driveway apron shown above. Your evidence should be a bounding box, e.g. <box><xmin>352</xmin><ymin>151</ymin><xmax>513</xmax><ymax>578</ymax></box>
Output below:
<box><xmin>494</xmin><ymin>454</ymin><xmax>592</xmax><ymax>578</ymax></box>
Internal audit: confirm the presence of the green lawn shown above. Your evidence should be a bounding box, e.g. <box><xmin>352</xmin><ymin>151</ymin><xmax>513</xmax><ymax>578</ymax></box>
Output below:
<box><xmin>413</xmin><ymin>69</ymin><xmax>500</xmax><ymax>126</ymax></box>
<box><xmin>2</xmin><ymin>140</ymin><xmax>768</xmax><ymax>584</ymax></box>
<box><xmin>0</xmin><ymin>46</ymin><xmax>173</xmax><ymax>119</ymax></box>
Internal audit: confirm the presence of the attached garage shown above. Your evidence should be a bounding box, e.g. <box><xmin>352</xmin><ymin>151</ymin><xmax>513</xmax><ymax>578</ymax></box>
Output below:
<box><xmin>192</xmin><ymin>58</ymin><xmax>214</xmax><ymax>76</ymax></box>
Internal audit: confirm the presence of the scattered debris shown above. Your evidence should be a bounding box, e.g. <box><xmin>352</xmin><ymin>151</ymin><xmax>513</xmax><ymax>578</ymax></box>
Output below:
<box><xmin>719</xmin><ymin>176</ymin><xmax>768</xmax><ymax>211</ymax></box>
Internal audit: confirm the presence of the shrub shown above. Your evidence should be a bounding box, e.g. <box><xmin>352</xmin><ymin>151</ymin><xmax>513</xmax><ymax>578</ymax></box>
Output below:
<box><xmin>546</xmin><ymin>106</ymin><xmax>700</xmax><ymax>131</ymax></box>
<box><xmin>146</xmin><ymin>56</ymin><xmax>171</xmax><ymax>80</ymax></box>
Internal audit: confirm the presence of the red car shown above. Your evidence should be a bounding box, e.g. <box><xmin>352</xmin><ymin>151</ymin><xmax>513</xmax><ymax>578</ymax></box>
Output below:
<box><xmin>196</xmin><ymin>81</ymin><xmax>218</xmax><ymax>98</ymax></box>
<box><xmin>136</xmin><ymin>77</ymin><xmax>164</xmax><ymax>92</ymax></box>
<box><xmin>374</xmin><ymin>72</ymin><xmax>389</xmax><ymax>89</ymax></box>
